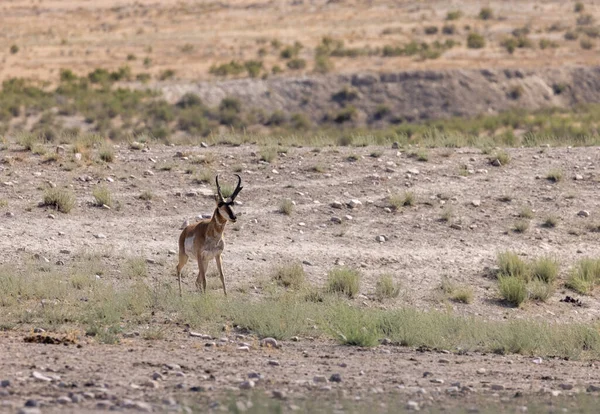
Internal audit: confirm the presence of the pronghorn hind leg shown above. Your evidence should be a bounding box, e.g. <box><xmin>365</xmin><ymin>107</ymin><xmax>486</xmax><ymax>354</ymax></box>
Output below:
<box><xmin>176</xmin><ymin>253</ymin><xmax>188</xmax><ymax>297</ymax></box>
<box><xmin>215</xmin><ymin>254</ymin><xmax>227</xmax><ymax>296</ymax></box>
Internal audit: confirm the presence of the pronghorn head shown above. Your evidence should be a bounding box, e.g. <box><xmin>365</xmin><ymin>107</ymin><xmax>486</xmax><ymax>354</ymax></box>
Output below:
<box><xmin>215</xmin><ymin>174</ymin><xmax>243</xmax><ymax>223</ymax></box>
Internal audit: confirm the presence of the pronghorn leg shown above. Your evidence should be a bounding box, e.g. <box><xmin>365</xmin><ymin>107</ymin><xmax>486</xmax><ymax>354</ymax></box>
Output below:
<box><xmin>176</xmin><ymin>253</ymin><xmax>188</xmax><ymax>297</ymax></box>
<box><xmin>195</xmin><ymin>258</ymin><xmax>209</xmax><ymax>293</ymax></box>
<box><xmin>215</xmin><ymin>254</ymin><xmax>227</xmax><ymax>296</ymax></box>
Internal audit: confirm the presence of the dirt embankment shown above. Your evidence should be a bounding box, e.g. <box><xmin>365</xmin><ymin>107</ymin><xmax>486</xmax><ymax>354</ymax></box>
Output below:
<box><xmin>156</xmin><ymin>65</ymin><xmax>600</xmax><ymax>125</ymax></box>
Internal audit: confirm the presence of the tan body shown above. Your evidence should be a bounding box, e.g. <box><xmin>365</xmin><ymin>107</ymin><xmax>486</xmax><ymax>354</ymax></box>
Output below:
<box><xmin>176</xmin><ymin>174</ymin><xmax>242</xmax><ymax>296</ymax></box>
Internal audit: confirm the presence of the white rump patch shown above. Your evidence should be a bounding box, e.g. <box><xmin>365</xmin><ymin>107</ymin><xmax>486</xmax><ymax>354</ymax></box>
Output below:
<box><xmin>184</xmin><ymin>236</ymin><xmax>195</xmax><ymax>258</ymax></box>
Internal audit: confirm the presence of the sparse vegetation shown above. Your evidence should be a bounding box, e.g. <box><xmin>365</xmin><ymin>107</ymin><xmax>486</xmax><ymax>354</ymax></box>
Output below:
<box><xmin>546</xmin><ymin>169</ymin><xmax>564</xmax><ymax>182</ymax></box>
<box><xmin>519</xmin><ymin>206</ymin><xmax>534</xmax><ymax>219</ymax></box>
<box><xmin>326</xmin><ymin>267</ymin><xmax>360</xmax><ymax>298</ymax></box>
<box><xmin>278</xmin><ymin>199</ymin><xmax>294</xmax><ymax>216</ymax></box>
<box><xmin>98</xmin><ymin>143</ymin><xmax>115</xmax><ymax>163</ymax></box>
<box><xmin>139</xmin><ymin>190</ymin><xmax>153</xmax><ymax>201</ymax></box>
<box><xmin>446</xmin><ymin>10</ymin><xmax>463</xmax><ymax>21</ymax></box>
<box><xmin>389</xmin><ymin>191</ymin><xmax>415</xmax><ymax>210</ymax></box>
<box><xmin>542</xmin><ymin>215</ymin><xmax>559</xmax><ymax>228</ymax></box>
<box><xmin>260</xmin><ymin>147</ymin><xmax>277</xmax><ymax>163</ymax></box>
<box><xmin>92</xmin><ymin>185</ymin><xmax>113</xmax><ymax>208</ymax></box>
<box><xmin>530</xmin><ymin>257</ymin><xmax>559</xmax><ymax>284</ymax></box>
<box><xmin>42</xmin><ymin>188</ymin><xmax>76</xmax><ymax>213</ymax></box>
<box><xmin>498</xmin><ymin>275</ymin><xmax>528</xmax><ymax>307</ymax></box>
<box><xmin>566</xmin><ymin>258</ymin><xmax>600</xmax><ymax>294</ymax></box>
<box><xmin>478</xmin><ymin>7</ymin><xmax>494</xmax><ymax>20</ymax></box>
<box><xmin>513</xmin><ymin>220</ymin><xmax>530</xmax><ymax>233</ymax></box>
<box><xmin>375</xmin><ymin>274</ymin><xmax>400</xmax><ymax>300</ymax></box>
<box><xmin>497</xmin><ymin>251</ymin><xmax>529</xmax><ymax>280</ymax></box>
<box><xmin>272</xmin><ymin>262</ymin><xmax>305</xmax><ymax>289</ymax></box>
<box><xmin>467</xmin><ymin>33</ymin><xmax>486</xmax><ymax>49</ymax></box>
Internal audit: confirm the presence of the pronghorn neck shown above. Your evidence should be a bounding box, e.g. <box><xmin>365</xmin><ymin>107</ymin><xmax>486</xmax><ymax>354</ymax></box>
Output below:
<box><xmin>210</xmin><ymin>207</ymin><xmax>228</xmax><ymax>231</ymax></box>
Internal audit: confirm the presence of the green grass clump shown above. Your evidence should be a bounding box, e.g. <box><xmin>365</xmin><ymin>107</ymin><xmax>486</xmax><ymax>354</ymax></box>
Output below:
<box><xmin>467</xmin><ymin>33</ymin><xmax>486</xmax><ymax>48</ymax></box>
<box><xmin>492</xmin><ymin>150</ymin><xmax>510</xmax><ymax>165</ymax></box>
<box><xmin>272</xmin><ymin>262</ymin><xmax>305</xmax><ymax>289</ymax></box>
<box><xmin>527</xmin><ymin>278</ymin><xmax>554</xmax><ymax>302</ymax></box>
<box><xmin>530</xmin><ymin>257</ymin><xmax>559</xmax><ymax>284</ymax></box>
<box><xmin>446</xmin><ymin>10</ymin><xmax>463</xmax><ymax>20</ymax></box>
<box><xmin>278</xmin><ymin>199</ymin><xmax>294</xmax><ymax>216</ymax></box>
<box><xmin>512</xmin><ymin>220</ymin><xmax>530</xmax><ymax>233</ymax></box>
<box><xmin>326</xmin><ymin>267</ymin><xmax>360</xmax><ymax>298</ymax></box>
<box><xmin>542</xmin><ymin>215</ymin><xmax>559</xmax><ymax>228</ymax></box>
<box><xmin>546</xmin><ymin>169</ymin><xmax>563</xmax><ymax>182</ymax></box>
<box><xmin>92</xmin><ymin>185</ymin><xmax>113</xmax><ymax>207</ymax></box>
<box><xmin>498</xmin><ymin>275</ymin><xmax>528</xmax><ymax>306</ymax></box>
<box><xmin>389</xmin><ymin>191</ymin><xmax>415</xmax><ymax>210</ymax></box>
<box><xmin>328</xmin><ymin>303</ymin><xmax>380</xmax><ymax>347</ymax></box>
<box><xmin>497</xmin><ymin>251</ymin><xmax>529</xmax><ymax>280</ymax></box>
<box><xmin>98</xmin><ymin>144</ymin><xmax>115</xmax><ymax>162</ymax></box>
<box><xmin>139</xmin><ymin>190</ymin><xmax>153</xmax><ymax>201</ymax></box>
<box><xmin>17</xmin><ymin>132</ymin><xmax>39</xmax><ymax>151</ymax></box>
<box><xmin>260</xmin><ymin>147</ymin><xmax>277</xmax><ymax>163</ymax></box>
<box><xmin>375</xmin><ymin>274</ymin><xmax>400</xmax><ymax>301</ymax></box>
<box><xmin>124</xmin><ymin>257</ymin><xmax>147</xmax><ymax>279</ymax></box>
<box><xmin>43</xmin><ymin>188</ymin><xmax>76</xmax><ymax>213</ymax></box>
<box><xmin>519</xmin><ymin>206</ymin><xmax>534</xmax><ymax>219</ymax></box>
<box><xmin>450</xmin><ymin>286</ymin><xmax>474</xmax><ymax>304</ymax></box>
<box><xmin>566</xmin><ymin>258</ymin><xmax>600</xmax><ymax>294</ymax></box>
<box><xmin>478</xmin><ymin>7</ymin><xmax>493</xmax><ymax>20</ymax></box>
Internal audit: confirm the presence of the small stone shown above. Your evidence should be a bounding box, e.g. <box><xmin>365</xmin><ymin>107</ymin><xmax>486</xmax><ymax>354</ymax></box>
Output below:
<box><xmin>406</xmin><ymin>400</ymin><xmax>419</xmax><ymax>411</ymax></box>
<box><xmin>347</xmin><ymin>199</ymin><xmax>362</xmax><ymax>209</ymax></box>
<box><xmin>57</xmin><ymin>396</ymin><xmax>71</xmax><ymax>404</ymax></box>
<box><xmin>152</xmin><ymin>372</ymin><xmax>164</xmax><ymax>381</ymax></box>
<box><xmin>267</xmin><ymin>359</ymin><xmax>280</xmax><ymax>366</ymax></box>
<box><xmin>446</xmin><ymin>386</ymin><xmax>460</xmax><ymax>394</ymax></box>
<box><xmin>237</xmin><ymin>346</ymin><xmax>250</xmax><ymax>352</ymax></box>
<box><xmin>18</xmin><ymin>409</ymin><xmax>42</xmax><ymax>414</ymax></box>
<box><xmin>95</xmin><ymin>401</ymin><xmax>111</xmax><ymax>410</ymax></box>
<box><xmin>551</xmin><ymin>390</ymin><xmax>562</xmax><ymax>397</ymax></box>
<box><xmin>476</xmin><ymin>368</ymin><xmax>486</xmax><ymax>374</ymax></box>
<box><xmin>331</xmin><ymin>201</ymin><xmax>343</xmax><ymax>209</ymax></box>
<box><xmin>329</xmin><ymin>373</ymin><xmax>342</xmax><ymax>383</ymax></box>
<box><xmin>407</xmin><ymin>168</ymin><xmax>420</xmax><ymax>175</ymax></box>
<box><xmin>143</xmin><ymin>380</ymin><xmax>160</xmax><ymax>389</ymax></box>
<box><xmin>559</xmin><ymin>383</ymin><xmax>574</xmax><ymax>390</ymax></box>
<box><xmin>1</xmin><ymin>380</ymin><xmax>10</xmax><ymax>387</ymax></box>
<box><xmin>134</xmin><ymin>401</ymin><xmax>153</xmax><ymax>412</ymax></box>
<box><xmin>200</xmin><ymin>142</ymin><xmax>209</xmax><ymax>148</ymax></box>
<box><xmin>331</xmin><ymin>216</ymin><xmax>342</xmax><ymax>224</ymax></box>
<box><xmin>94</xmin><ymin>233</ymin><xmax>107</xmax><ymax>239</ymax></box>
<box><xmin>59</xmin><ymin>249</ymin><xmax>71</xmax><ymax>254</ymax></box>
<box><xmin>239</xmin><ymin>380</ymin><xmax>255</xmax><ymax>390</ymax></box>
<box><xmin>450</xmin><ymin>223</ymin><xmax>463</xmax><ymax>230</ymax></box>
<box><xmin>32</xmin><ymin>371</ymin><xmax>53</xmax><ymax>382</ymax></box>
<box><xmin>163</xmin><ymin>397</ymin><xmax>177</xmax><ymax>406</ymax></box>
<box><xmin>48</xmin><ymin>214</ymin><xmax>56</xmax><ymax>219</ymax></box>
<box><xmin>574</xmin><ymin>174</ymin><xmax>584</xmax><ymax>181</ymax></box>
<box><xmin>471</xmin><ymin>200</ymin><xmax>481</xmax><ymax>207</ymax></box>
<box><xmin>24</xmin><ymin>400</ymin><xmax>39</xmax><ymax>407</ymax></box>
<box><xmin>313</xmin><ymin>375</ymin><xmax>328</xmax><ymax>383</ymax></box>
<box><xmin>375</xmin><ymin>235</ymin><xmax>387</xmax><ymax>243</ymax></box>
<box><xmin>71</xmin><ymin>394</ymin><xmax>84</xmax><ymax>403</ymax></box>
<box><xmin>491</xmin><ymin>158</ymin><xmax>502</xmax><ymax>167</ymax></box>
<box><xmin>491</xmin><ymin>384</ymin><xmax>505</xmax><ymax>391</ymax></box>
<box><xmin>439</xmin><ymin>358</ymin><xmax>450</xmax><ymax>364</ymax></box>
<box><xmin>431</xmin><ymin>378</ymin><xmax>445</xmax><ymax>384</ymax></box>
<box><xmin>577</xmin><ymin>210</ymin><xmax>590</xmax><ymax>217</ymax></box>
<box><xmin>266</xmin><ymin>389</ymin><xmax>283</xmax><ymax>401</ymax></box>
<box><xmin>261</xmin><ymin>338</ymin><xmax>279</xmax><ymax>348</ymax></box>
<box><xmin>587</xmin><ymin>384</ymin><xmax>600</xmax><ymax>392</ymax></box>
<box><xmin>143</xmin><ymin>170</ymin><xmax>154</xmax><ymax>176</ymax></box>
<box><xmin>392</xmin><ymin>142</ymin><xmax>400</xmax><ymax>149</ymax></box>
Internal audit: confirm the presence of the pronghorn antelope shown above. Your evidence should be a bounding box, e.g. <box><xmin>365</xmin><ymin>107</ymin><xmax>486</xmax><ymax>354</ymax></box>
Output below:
<box><xmin>176</xmin><ymin>174</ymin><xmax>243</xmax><ymax>296</ymax></box>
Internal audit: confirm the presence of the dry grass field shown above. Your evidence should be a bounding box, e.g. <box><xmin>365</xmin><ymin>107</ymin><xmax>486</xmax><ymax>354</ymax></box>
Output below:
<box><xmin>1</xmin><ymin>0</ymin><xmax>599</xmax><ymax>83</ymax></box>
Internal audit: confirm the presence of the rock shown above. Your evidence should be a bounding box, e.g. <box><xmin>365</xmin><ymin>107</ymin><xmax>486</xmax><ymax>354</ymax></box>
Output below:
<box><xmin>578</xmin><ymin>210</ymin><xmax>590</xmax><ymax>217</ymax></box>
<box><xmin>439</xmin><ymin>358</ymin><xmax>450</xmax><ymax>364</ymax></box>
<box><xmin>574</xmin><ymin>174</ymin><xmax>584</xmax><ymax>180</ymax></box>
<box><xmin>24</xmin><ymin>400</ymin><xmax>39</xmax><ymax>407</ymax></box>
<box><xmin>491</xmin><ymin>384</ymin><xmax>505</xmax><ymax>391</ymax></box>
<box><xmin>587</xmin><ymin>384</ymin><xmax>600</xmax><ymax>392</ymax></box>
<box><xmin>143</xmin><ymin>380</ymin><xmax>160</xmax><ymax>389</ymax></box>
<box><xmin>0</xmin><ymin>379</ymin><xmax>10</xmax><ymax>387</ymax></box>
<box><xmin>32</xmin><ymin>371</ymin><xmax>53</xmax><ymax>382</ymax></box>
<box><xmin>200</xmin><ymin>142</ymin><xmax>209</xmax><ymax>148</ymax></box>
<box><xmin>431</xmin><ymin>378</ymin><xmax>445</xmax><ymax>384</ymax></box>
<box><xmin>345</xmin><ymin>215</ymin><xmax>353</xmax><ymax>220</ymax></box>
<box><xmin>143</xmin><ymin>170</ymin><xmax>154</xmax><ymax>176</ymax></box>
<box><xmin>392</xmin><ymin>142</ymin><xmax>400</xmax><ymax>149</ymax></box>
<box><xmin>18</xmin><ymin>409</ymin><xmax>42</xmax><ymax>414</ymax></box>
<box><xmin>559</xmin><ymin>383</ymin><xmax>574</xmax><ymax>390</ymax></box>
<box><xmin>406</xmin><ymin>400</ymin><xmax>420</xmax><ymax>411</ymax></box>
<box><xmin>375</xmin><ymin>235</ymin><xmax>387</xmax><ymax>243</ymax></box>
<box><xmin>313</xmin><ymin>375</ymin><xmax>328</xmax><ymax>383</ymax></box>
<box><xmin>450</xmin><ymin>223</ymin><xmax>463</xmax><ymax>230</ymax></box>
<box><xmin>237</xmin><ymin>346</ymin><xmax>250</xmax><ymax>352</ymax></box>
<box><xmin>267</xmin><ymin>359</ymin><xmax>280</xmax><ymax>366</ymax></box>
<box><xmin>551</xmin><ymin>390</ymin><xmax>562</xmax><ymax>397</ymax></box>
<box><xmin>57</xmin><ymin>396</ymin><xmax>71</xmax><ymax>404</ymax></box>
<box><xmin>152</xmin><ymin>372</ymin><xmax>164</xmax><ymax>381</ymax></box>
<box><xmin>329</xmin><ymin>373</ymin><xmax>342</xmax><ymax>383</ymax></box>
<box><xmin>189</xmin><ymin>331</ymin><xmax>212</xmax><ymax>339</ymax></box>
<box><xmin>134</xmin><ymin>401</ymin><xmax>153</xmax><ymax>412</ymax></box>
<box><xmin>272</xmin><ymin>389</ymin><xmax>286</xmax><ymax>400</ymax></box>
<box><xmin>48</xmin><ymin>214</ymin><xmax>55</xmax><ymax>219</ymax></box>
<box><xmin>471</xmin><ymin>200</ymin><xmax>481</xmax><ymax>207</ymax></box>
<box><xmin>491</xmin><ymin>158</ymin><xmax>502</xmax><ymax>167</ymax></box>
<box><xmin>331</xmin><ymin>201</ymin><xmax>343</xmax><ymax>209</ymax></box>
<box><xmin>185</xmin><ymin>191</ymin><xmax>198</xmax><ymax>197</ymax></box>
<box><xmin>163</xmin><ymin>397</ymin><xmax>177</xmax><ymax>406</ymax></box>
<box><xmin>331</xmin><ymin>216</ymin><xmax>342</xmax><ymax>224</ymax></box>
<box><xmin>261</xmin><ymin>338</ymin><xmax>279</xmax><ymax>348</ymax></box>
<box><xmin>71</xmin><ymin>394</ymin><xmax>84</xmax><ymax>403</ymax></box>
<box><xmin>476</xmin><ymin>368</ymin><xmax>486</xmax><ymax>374</ymax></box>
<box><xmin>347</xmin><ymin>199</ymin><xmax>362</xmax><ymax>209</ymax></box>
<box><xmin>94</xmin><ymin>233</ymin><xmax>107</xmax><ymax>239</ymax></box>
<box><xmin>446</xmin><ymin>386</ymin><xmax>460</xmax><ymax>394</ymax></box>
<box><xmin>59</xmin><ymin>249</ymin><xmax>71</xmax><ymax>254</ymax></box>
<box><xmin>239</xmin><ymin>380</ymin><xmax>255</xmax><ymax>390</ymax></box>
<box><xmin>5</xmin><ymin>212</ymin><xmax>14</xmax><ymax>217</ymax></box>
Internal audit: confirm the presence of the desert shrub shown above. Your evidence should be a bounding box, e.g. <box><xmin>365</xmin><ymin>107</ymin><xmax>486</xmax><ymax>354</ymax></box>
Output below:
<box><xmin>527</xmin><ymin>279</ymin><xmax>554</xmax><ymax>302</ymax></box>
<box><xmin>92</xmin><ymin>185</ymin><xmax>113</xmax><ymax>208</ymax></box>
<box><xmin>442</xmin><ymin>24</ymin><xmax>457</xmax><ymax>35</ymax></box>
<box><xmin>575</xmin><ymin>2</ymin><xmax>584</xmax><ymax>12</ymax></box>
<box><xmin>375</xmin><ymin>274</ymin><xmax>400</xmax><ymax>300</ymax></box>
<box><xmin>478</xmin><ymin>7</ymin><xmax>493</xmax><ymax>20</ymax></box>
<box><xmin>542</xmin><ymin>215</ymin><xmax>559</xmax><ymax>228</ymax></box>
<box><xmin>272</xmin><ymin>262</ymin><xmax>305</xmax><ymax>289</ymax></box>
<box><xmin>326</xmin><ymin>267</ymin><xmax>360</xmax><ymax>298</ymax></box>
<box><xmin>139</xmin><ymin>191</ymin><xmax>153</xmax><ymax>201</ymax></box>
<box><xmin>314</xmin><ymin>55</ymin><xmax>334</xmax><ymax>74</ymax></box>
<box><xmin>580</xmin><ymin>38</ymin><xmax>595</xmax><ymax>50</ymax></box>
<box><xmin>260</xmin><ymin>147</ymin><xmax>277</xmax><ymax>163</ymax></box>
<box><xmin>287</xmin><ymin>58</ymin><xmax>306</xmax><ymax>70</ymax></box>
<box><xmin>334</xmin><ymin>106</ymin><xmax>357</xmax><ymax>123</ymax></box>
<box><xmin>513</xmin><ymin>220</ymin><xmax>530</xmax><ymax>233</ymax></box>
<box><xmin>564</xmin><ymin>30</ymin><xmax>579</xmax><ymax>41</ymax></box>
<box><xmin>498</xmin><ymin>275</ymin><xmax>528</xmax><ymax>306</ymax></box>
<box><xmin>467</xmin><ymin>33</ymin><xmax>486</xmax><ymax>49</ymax></box>
<box><xmin>497</xmin><ymin>251</ymin><xmax>529</xmax><ymax>280</ymax></box>
<box><xmin>566</xmin><ymin>258</ymin><xmax>600</xmax><ymax>294</ymax></box>
<box><xmin>388</xmin><ymin>191</ymin><xmax>415</xmax><ymax>209</ymax></box>
<box><xmin>10</xmin><ymin>44</ymin><xmax>19</xmax><ymax>54</ymax></box>
<box><xmin>519</xmin><ymin>206</ymin><xmax>534</xmax><ymax>219</ymax></box>
<box><xmin>546</xmin><ymin>169</ymin><xmax>563</xmax><ymax>182</ymax></box>
<box><xmin>508</xmin><ymin>85</ymin><xmax>524</xmax><ymax>100</ymax></box>
<box><xmin>530</xmin><ymin>257</ymin><xmax>559</xmax><ymax>284</ymax></box>
<box><xmin>98</xmin><ymin>143</ymin><xmax>114</xmax><ymax>162</ymax></box>
<box><xmin>278</xmin><ymin>199</ymin><xmax>294</xmax><ymax>215</ymax></box>
<box><xmin>539</xmin><ymin>39</ymin><xmax>559</xmax><ymax>49</ymax></box>
<box><xmin>450</xmin><ymin>286</ymin><xmax>474</xmax><ymax>304</ymax></box>
<box><xmin>43</xmin><ymin>188</ymin><xmax>76</xmax><ymax>213</ymax></box>
<box><xmin>446</xmin><ymin>10</ymin><xmax>463</xmax><ymax>20</ymax></box>
<box><xmin>17</xmin><ymin>132</ymin><xmax>39</xmax><ymax>151</ymax></box>
<box><xmin>424</xmin><ymin>26</ymin><xmax>438</xmax><ymax>35</ymax></box>
<box><xmin>327</xmin><ymin>303</ymin><xmax>379</xmax><ymax>347</ymax></box>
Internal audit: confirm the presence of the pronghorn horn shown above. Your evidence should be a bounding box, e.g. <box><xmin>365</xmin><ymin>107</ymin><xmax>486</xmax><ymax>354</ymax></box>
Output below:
<box><xmin>229</xmin><ymin>174</ymin><xmax>243</xmax><ymax>201</ymax></box>
<box><xmin>215</xmin><ymin>175</ymin><xmax>225</xmax><ymax>202</ymax></box>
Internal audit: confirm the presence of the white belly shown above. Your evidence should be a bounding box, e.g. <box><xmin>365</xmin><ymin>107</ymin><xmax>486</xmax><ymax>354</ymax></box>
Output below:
<box><xmin>184</xmin><ymin>236</ymin><xmax>196</xmax><ymax>258</ymax></box>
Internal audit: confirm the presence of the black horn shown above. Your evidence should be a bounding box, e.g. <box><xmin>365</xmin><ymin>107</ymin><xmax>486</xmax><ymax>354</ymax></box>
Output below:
<box><xmin>215</xmin><ymin>175</ymin><xmax>225</xmax><ymax>202</ymax></box>
<box><xmin>230</xmin><ymin>174</ymin><xmax>243</xmax><ymax>201</ymax></box>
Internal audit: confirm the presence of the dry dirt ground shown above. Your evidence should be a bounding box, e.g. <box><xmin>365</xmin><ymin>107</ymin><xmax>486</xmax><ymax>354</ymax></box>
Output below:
<box><xmin>1</xmin><ymin>0</ymin><xmax>599</xmax><ymax>83</ymax></box>
<box><xmin>2</xmin><ymin>141</ymin><xmax>600</xmax><ymax>412</ymax></box>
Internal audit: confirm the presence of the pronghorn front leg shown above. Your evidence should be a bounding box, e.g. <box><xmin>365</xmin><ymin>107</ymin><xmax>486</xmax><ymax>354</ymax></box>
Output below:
<box><xmin>215</xmin><ymin>254</ymin><xmax>227</xmax><ymax>296</ymax></box>
<box><xmin>195</xmin><ymin>258</ymin><xmax>209</xmax><ymax>293</ymax></box>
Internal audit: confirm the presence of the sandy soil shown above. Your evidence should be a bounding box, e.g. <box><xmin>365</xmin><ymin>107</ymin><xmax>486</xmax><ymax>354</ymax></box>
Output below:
<box><xmin>2</xmin><ymin>142</ymin><xmax>600</xmax><ymax>411</ymax></box>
